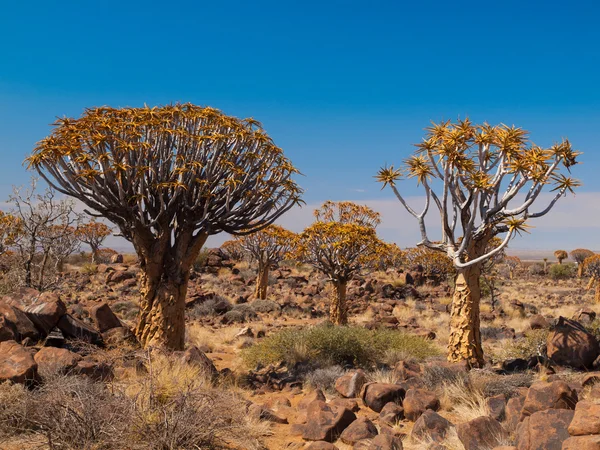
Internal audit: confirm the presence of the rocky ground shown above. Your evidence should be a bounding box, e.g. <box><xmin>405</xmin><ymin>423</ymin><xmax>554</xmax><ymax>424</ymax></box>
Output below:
<box><xmin>1</xmin><ymin>250</ymin><xmax>600</xmax><ymax>449</ymax></box>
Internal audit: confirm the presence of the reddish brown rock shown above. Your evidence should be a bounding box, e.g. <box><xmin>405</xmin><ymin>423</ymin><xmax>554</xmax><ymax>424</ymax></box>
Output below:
<box><xmin>329</xmin><ymin>398</ymin><xmax>360</xmax><ymax>412</ymax></box>
<box><xmin>179</xmin><ymin>346</ymin><xmax>218</xmax><ymax>379</ymax></box>
<box><xmin>361</xmin><ymin>383</ymin><xmax>405</xmax><ymax>413</ymax></box>
<box><xmin>486</xmin><ymin>394</ymin><xmax>507</xmax><ymax>422</ymax></box>
<box><xmin>520</xmin><ymin>381</ymin><xmax>578</xmax><ymax>420</ymax></box>
<box><xmin>0</xmin><ymin>302</ymin><xmax>39</xmax><ymax>342</ymax></box>
<box><xmin>335</xmin><ymin>370</ymin><xmax>367</xmax><ymax>398</ymax></box>
<box><xmin>298</xmin><ymin>389</ymin><xmax>327</xmax><ymax>410</ymax></box>
<box><xmin>305</xmin><ymin>442</ymin><xmax>339</xmax><ymax>450</ymax></box>
<box><xmin>90</xmin><ymin>303</ymin><xmax>122</xmax><ymax>332</ymax></box>
<box><xmin>568</xmin><ymin>401</ymin><xmax>600</xmax><ymax>436</ymax></box>
<box><xmin>562</xmin><ymin>436</ymin><xmax>600</xmax><ymax>450</ymax></box>
<box><xmin>393</xmin><ymin>360</ymin><xmax>423</xmax><ymax>381</ymax></box>
<box><xmin>24</xmin><ymin>292</ymin><xmax>66</xmax><ymax>335</ymax></box>
<box><xmin>379</xmin><ymin>402</ymin><xmax>405</xmax><ymax>425</ymax></box>
<box><xmin>403</xmin><ymin>388</ymin><xmax>440</xmax><ymax>421</ymax></box>
<box><xmin>34</xmin><ymin>347</ymin><xmax>81</xmax><ymax>375</ymax></box>
<box><xmin>546</xmin><ymin>317</ymin><xmax>599</xmax><ymax>369</ymax></box>
<box><xmin>339</xmin><ymin>417</ymin><xmax>378</xmax><ymax>444</ymax></box>
<box><xmin>302</xmin><ymin>400</ymin><xmax>357</xmax><ymax>442</ymax></box>
<box><xmin>411</xmin><ymin>410</ymin><xmax>452</xmax><ymax>443</ymax></box>
<box><xmin>506</xmin><ymin>395</ymin><xmax>526</xmax><ymax>430</ymax></box>
<box><xmin>368</xmin><ymin>434</ymin><xmax>404</xmax><ymax>450</ymax></box>
<box><xmin>515</xmin><ymin>409</ymin><xmax>574</xmax><ymax>450</ymax></box>
<box><xmin>0</xmin><ymin>340</ymin><xmax>38</xmax><ymax>384</ymax></box>
<box><xmin>57</xmin><ymin>314</ymin><xmax>103</xmax><ymax>345</ymax></box>
<box><xmin>457</xmin><ymin>416</ymin><xmax>507</xmax><ymax>450</ymax></box>
<box><xmin>248</xmin><ymin>403</ymin><xmax>288</xmax><ymax>424</ymax></box>
<box><xmin>74</xmin><ymin>356</ymin><xmax>113</xmax><ymax>381</ymax></box>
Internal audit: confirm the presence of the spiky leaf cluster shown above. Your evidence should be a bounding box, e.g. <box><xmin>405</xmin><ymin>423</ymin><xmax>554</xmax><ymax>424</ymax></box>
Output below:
<box><xmin>75</xmin><ymin>221</ymin><xmax>112</xmax><ymax>250</ymax></box>
<box><xmin>236</xmin><ymin>225</ymin><xmax>296</xmax><ymax>267</ymax></box>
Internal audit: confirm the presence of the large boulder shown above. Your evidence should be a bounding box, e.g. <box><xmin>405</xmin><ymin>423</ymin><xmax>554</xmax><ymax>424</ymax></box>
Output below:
<box><xmin>90</xmin><ymin>303</ymin><xmax>122</xmax><ymax>332</ymax></box>
<box><xmin>562</xmin><ymin>436</ymin><xmax>600</xmax><ymax>450</ymax></box>
<box><xmin>24</xmin><ymin>292</ymin><xmax>67</xmax><ymax>335</ymax></box>
<box><xmin>506</xmin><ymin>395</ymin><xmax>526</xmax><ymax>430</ymax></box>
<box><xmin>568</xmin><ymin>401</ymin><xmax>600</xmax><ymax>436</ymax></box>
<box><xmin>302</xmin><ymin>400</ymin><xmax>357</xmax><ymax>442</ymax></box>
<box><xmin>411</xmin><ymin>410</ymin><xmax>453</xmax><ymax>443</ymax></box>
<box><xmin>335</xmin><ymin>370</ymin><xmax>367</xmax><ymax>398</ymax></box>
<box><xmin>403</xmin><ymin>388</ymin><xmax>440</xmax><ymax>421</ymax></box>
<box><xmin>457</xmin><ymin>416</ymin><xmax>507</xmax><ymax>450</ymax></box>
<box><xmin>0</xmin><ymin>302</ymin><xmax>39</xmax><ymax>343</ymax></box>
<box><xmin>0</xmin><ymin>340</ymin><xmax>38</xmax><ymax>384</ymax></box>
<box><xmin>546</xmin><ymin>317</ymin><xmax>599</xmax><ymax>369</ymax></box>
<box><xmin>520</xmin><ymin>381</ymin><xmax>578</xmax><ymax>420</ymax></box>
<box><xmin>379</xmin><ymin>402</ymin><xmax>405</xmax><ymax>425</ymax></box>
<box><xmin>34</xmin><ymin>346</ymin><xmax>81</xmax><ymax>375</ymax></box>
<box><xmin>361</xmin><ymin>383</ymin><xmax>405</xmax><ymax>413</ymax></box>
<box><xmin>367</xmin><ymin>434</ymin><xmax>404</xmax><ymax>450</ymax></box>
<box><xmin>339</xmin><ymin>417</ymin><xmax>378</xmax><ymax>445</ymax></box>
<box><xmin>515</xmin><ymin>409</ymin><xmax>574</xmax><ymax>450</ymax></box>
<box><xmin>57</xmin><ymin>314</ymin><xmax>103</xmax><ymax>345</ymax></box>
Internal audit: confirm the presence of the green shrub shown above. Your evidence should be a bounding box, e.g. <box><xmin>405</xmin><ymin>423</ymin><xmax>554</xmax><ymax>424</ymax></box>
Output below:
<box><xmin>241</xmin><ymin>325</ymin><xmax>440</xmax><ymax>369</ymax></box>
<box><xmin>548</xmin><ymin>263</ymin><xmax>576</xmax><ymax>280</ymax></box>
<box><xmin>496</xmin><ymin>329</ymin><xmax>549</xmax><ymax>361</ymax></box>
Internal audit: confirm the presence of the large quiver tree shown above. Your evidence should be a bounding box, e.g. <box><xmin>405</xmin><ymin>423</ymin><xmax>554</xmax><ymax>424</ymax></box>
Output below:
<box><xmin>377</xmin><ymin>119</ymin><xmax>580</xmax><ymax>367</ymax></box>
<box><xmin>236</xmin><ymin>225</ymin><xmax>296</xmax><ymax>300</ymax></box>
<box><xmin>28</xmin><ymin>104</ymin><xmax>302</xmax><ymax>350</ymax></box>
<box><xmin>571</xmin><ymin>249</ymin><xmax>595</xmax><ymax>278</ymax></box>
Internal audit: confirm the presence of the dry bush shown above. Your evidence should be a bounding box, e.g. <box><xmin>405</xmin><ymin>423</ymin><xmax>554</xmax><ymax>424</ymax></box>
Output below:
<box><xmin>0</xmin><ymin>381</ymin><xmax>33</xmax><ymax>438</ymax></box>
<box><xmin>303</xmin><ymin>366</ymin><xmax>346</xmax><ymax>393</ymax></box>
<box><xmin>470</xmin><ymin>370</ymin><xmax>533</xmax><ymax>398</ymax></box>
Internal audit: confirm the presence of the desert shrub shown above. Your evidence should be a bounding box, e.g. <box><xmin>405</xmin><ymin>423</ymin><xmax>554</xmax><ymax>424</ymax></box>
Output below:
<box><xmin>0</xmin><ymin>381</ymin><xmax>32</xmax><ymax>437</ymax></box>
<box><xmin>251</xmin><ymin>299</ymin><xmax>281</xmax><ymax>313</ymax></box>
<box><xmin>528</xmin><ymin>263</ymin><xmax>546</xmax><ymax>276</ymax></box>
<box><xmin>188</xmin><ymin>296</ymin><xmax>232</xmax><ymax>318</ymax></box>
<box><xmin>422</xmin><ymin>363</ymin><xmax>468</xmax><ymax>391</ymax></box>
<box><xmin>498</xmin><ymin>329</ymin><xmax>549</xmax><ymax>361</ymax></box>
<box><xmin>303</xmin><ymin>366</ymin><xmax>346</xmax><ymax>393</ymax></box>
<box><xmin>81</xmin><ymin>263</ymin><xmax>98</xmax><ymax>275</ymax></box>
<box><xmin>470</xmin><ymin>371</ymin><xmax>533</xmax><ymax>398</ymax></box>
<box><xmin>549</xmin><ymin>263</ymin><xmax>576</xmax><ymax>280</ymax></box>
<box><xmin>585</xmin><ymin>319</ymin><xmax>600</xmax><ymax>341</ymax></box>
<box><xmin>241</xmin><ymin>325</ymin><xmax>440</xmax><ymax>369</ymax></box>
<box><xmin>231</xmin><ymin>303</ymin><xmax>258</xmax><ymax>319</ymax></box>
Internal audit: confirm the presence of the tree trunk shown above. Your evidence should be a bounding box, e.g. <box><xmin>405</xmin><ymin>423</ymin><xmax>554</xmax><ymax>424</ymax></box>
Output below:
<box><xmin>595</xmin><ymin>279</ymin><xmax>600</xmax><ymax>304</ymax></box>
<box><xmin>90</xmin><ymin>244</ymin><xmax>99</xmax><ymax>264</ymax></box>
<box><xmin>329</xmin><ymin>280</ymin><xmax>348</xmax><ymax>325</ymax></box>
<box><xmin>255</xmin><ymin>263</ymin><xmax>269</xmax><ymax>300</ymax></box>
<box><xmin>448</xmin><ymin>265</ymin><xmax>484</xmax><ymax>368</ymax></box>
<box><xmin>578</xmin><ymin>264</ymin><xmax>584</xmax><ymax>278</ymax></box>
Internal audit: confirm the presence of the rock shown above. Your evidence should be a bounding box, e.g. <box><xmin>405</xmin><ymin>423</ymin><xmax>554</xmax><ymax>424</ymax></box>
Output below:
<box><xmin>74</xmin><ymin>357</ymin><xmax>113</xmax><ymax>381</ymax></box>
<box><xmin>0</xmin><ymin>302</ymin><xmax>39</xmax><ymax>343</ymax></box>
<box><xmin>24</xmin><ymin>292</ymin><xmax>67</xmax><ymax>335</ymax></box>
<box><xmin>547</xmin><ymin>317</ymin><xmax>599</xmax><ymax>369</ymax></box>
<box><xmin>368</xmin><ymin>434</ymin><xmax>404</xmax><ymax>450</ymax></box>
<box><xmin>248</xmin><ymin>403</ymin><xmax>288</xmax><ymax>424</ymax></box>
<box><xmin>393</xmin><ymin>360</ymin><xmax>423</xmax><ymax>381</ymax></box>
<box><xmin>562</xmin><ymin>436</ymin><xmax>600</xmax><ymax>450</ymax></box>
<box><xmin>529</xmin><ymin>315</ymin><xmax>549</xmax><ymax>330</ymax></box>
<box><xmin>572</xmin><ymin>308</ymin><xmax>596</xmax><ymax>325</ymax></box>
<box><xmin>403</xmin><ymin>388</ymin><xmax>440</xmax><ymax>421</ymax></box>
<box><xmin>180</xmin><ymin>346</ymin><xmax>219</xmax><ymax>379</ymax></box>
<box><xmin>90</xmin><ymin>303</ymin><xmax>122</xmax><ymax>332</ymax></box>
<box><xmin>57</xmin><ymin>314</ymin><xmax>103</xmax><ymax>345</ymax></box>
<box><xmin>457</xmin><ymin>416</ymin><xmax>507</xmax><ymax>450</ymax></box>
<box><xmin>486</xmin><ymin>394</ymin><xmax>507</xmax><ymax>422</ymax></box>
<box><xmin>505</xmin><ymin>395</ymin><xmax>526</xmax><ymax>430</ymax></box>
<box><xmin>379</xmin><ymin>402</ymin><xmax>405</xmax><ymax>425</ymax></box>
<box><xmin>298</xmin><ymin>389</ymin><xmax>327</xmax><ymax>410</ymax></box>
<box><xmin>339</xmin><ymin>417</ymin><xmax>378</xmax><ymax>444</ymax></box>
<box><xmin>0</xmin><ymin>340</ymin><xmax>38</xmax><ymax>385</ymax></box>
<box><xmin>502</xmin><ymin>358</ymin><xmax>528</xmax><ymax>373</ymax></box>
<box><xmin>582</xmin><ymin>373</ymin><xmax>600</xmax><ymax>388</ymax></box>
<box><xmin>568</xmin><ymin>401</ymin><xmax>600</xmax><ymax>435</ymax></box>
<box><xmin>520</xmin><ymin>381</ymin><xmax>578</xmax><ymax>420</ymax></box>
<box><xmin>411</xmin><ymin>410</ymin><xmax>452</xmax><ymax>442</ymax></box>
<box><xmin>361</xmin><ymin>383</ymin><xmax>405</xmax><ymax>413</ymax></box>
<box><xmin>302</xmin><ymin>400</ymin><xmax>357</xmax><ymax>442</ymax></box>
<box><xmin>235</xmin><ymin>326</ymin><xmax>254</xmax><ymax>339</ymax></box>
<box><xmin>515</xmin><ymin>409</ymin><xmax>574</xmax><ymax>450</ymax></box>
<box><xmin>329</xmin><ymin>398</ymin><xmax>360</xmax><ymax>412</ymax></box>
<box><xmin>106</xmin><ymin>270</ymin><xmax>136</xmax><ymax>284</ymax></box>
<box><xmin>305</xmin><ymin>442</ymin><xmax>339</xmax><ymax>450</ymax></box>
<box><xmin>110</xmin><ymin>254</ymin><xmax>124</xmax><ymax>264</ymax></box>
<box><xmin>34</xmin><ymin>347</ymin><xmax>81</xmax><ymax>375</ymax></box>
<box><xmin>335</xmin><ymin>370</ymin><xmax>367</xmax><ymax>398</ymax></box>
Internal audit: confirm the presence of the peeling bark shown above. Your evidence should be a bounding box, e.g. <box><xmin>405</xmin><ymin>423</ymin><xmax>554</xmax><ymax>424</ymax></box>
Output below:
<box><xmin>329</xmin><ymin>280</ymin><xmax>348</xmax><ymax>325</ymax></box>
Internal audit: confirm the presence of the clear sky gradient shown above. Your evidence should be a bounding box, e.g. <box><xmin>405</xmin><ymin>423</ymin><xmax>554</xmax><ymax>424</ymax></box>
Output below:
<box><xmin>1</xmin><ymin>0</ymin><xmax>599</xmax><ymax>251</ymax></box>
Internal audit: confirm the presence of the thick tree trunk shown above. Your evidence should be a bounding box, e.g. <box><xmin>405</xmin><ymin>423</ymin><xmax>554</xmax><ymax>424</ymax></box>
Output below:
<box><xmin>255</xmin><ymin>263</ymin><xmax>269</xmax><ymax>300</ymax></box>
<box><xmin>578</xmin><ymin>264</ymin><xmax>584</xmax><ymax>278</ymax></box>
<box><xmin>329</xmin><ymin>280</ymin><xmax>348</xmax><ymax>325</ymax></box>
<box><xmin>448</xmin><ymin>265</ymin><xmax>484</xmax><ymax>368</ymax></box>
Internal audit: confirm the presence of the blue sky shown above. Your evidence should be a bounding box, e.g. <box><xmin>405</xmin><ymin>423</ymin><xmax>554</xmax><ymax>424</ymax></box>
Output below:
<box><xmin>1</xmin><ymin>0</ymin><xmax>599</xmax><ymax>250</ymax></box>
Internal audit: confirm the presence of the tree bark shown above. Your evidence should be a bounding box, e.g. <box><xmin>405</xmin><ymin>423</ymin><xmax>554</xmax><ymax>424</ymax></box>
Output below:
<box><xmin>595</xmin><ymin>279</ymin><xmax>600</xmax><ymax>304</ymax></box>
<box><xmin>329</xmin><ymin>280</ymin><xmax>348</xmax><ymax>325</ymax></box>
<box><xmin>448</xmin><ymin>265</ymin><xmax>484</xmax><ymax>368</ymax></box>
<box><xmin>578</xmin><ymin>264</ymin><xmax>584</xmax><ymax>278</ymax></box>
<box><xmin>90</xmin><ymin>244</ymin><xmax>99</xmax><ymax>264</ymax></box>
<box><xmin>255</xmin><ymin>262</ymin><xmax>269</xmax><ymax>300</ymax></box>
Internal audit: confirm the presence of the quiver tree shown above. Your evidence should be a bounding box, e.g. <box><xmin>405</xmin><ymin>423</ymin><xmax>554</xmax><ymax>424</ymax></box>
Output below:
<box><xmin>220</xmin><ymin>239</ymin><xmax>246</xmax><ymax>263</ymax></box>
<box><xmin>571</xmin><ymin>249</ymin><xmax>594</xmax><ymax>277</ymax></box>
<box><xmin>75</xmin><ymin>220</ymin><xmax>112</xmax><ymax>264</ymax></box>
<box><xmin>0</xmin><ymin>211</ymin><xmax>22</xmax><ymax>256</ymax></box>
<box><xmin>584</xmin><ymin>254</ymin><xmax>600</xmax><ymax>303</ymax></box>
<box><xmin>236</xmin><ymin>225</ymin><xmax>296</xmax><ymax>299</ymax></box>
<box><xmin>296</xmin><ymin>201</ymin><xmax>387</xmax><ymax>325</ymax></box>
<box><xmin>504</xmin><ymin>256</ymin><xmax>521</xmax><ymax>279</ymax></box>
<box><xmin>28</xmin><ymin>104</ymin><xmax>302</xmax><ymax>350</ymax></box>
<box><xmin>405</xmin><ymin>246</ymin><xmax>455</xmax><ymax>284</ymax></box>
<box><xmin>554</xmin><ymin>250</ymin><xmax>568</xmax><ymax>265</ymax></box>
<box><xmin>377</xmin><ymin>119</ymin><xmax>580</xmax><ymax>367</ymax></box>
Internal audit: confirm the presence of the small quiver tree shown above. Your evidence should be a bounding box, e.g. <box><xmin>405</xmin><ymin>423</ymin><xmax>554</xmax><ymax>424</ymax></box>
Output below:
<box><xmin>405</xmin><ymin>246</ymin><xmax>455</xmax><ymax>285</ymax></box>
<box><xmin>554</xmin><ymin>250</ymin><xmax>568</xmax><ymax>265</ymax></box>
<box><xmin>27</xmin><ymin>104</ymin><xmax>302</xmax><ymax>350</ymax></box>
<box><xmin>504</xmin><ymin>256</ymin><xmax>521</xmax><ymax>280</ymax></box>
<box><xmin>236</xmin><ymin>225</ymin><xmax>296</xmax><ymax>300</ymax></box>
<box><xmin>584</xmin><ymin>254</ymin><xmax>600</xmax><ymax>303</ymax></box>
<box><xmin>570</xmin><ymin>249</ymin><xmax>594</xmax><ymax>278</ymax></box>
<box><xmin>220</xmin><ymin>239</ymin><xmax>246</xmax><ymax>263</ymax></box>
<box><xmin>296</xmin><ymin>201</ymin><xmax>387</xmax><ymax>325</ymax></box>
<box><xmin>75</xmin><ymin>220</ymin><xmax>112</xmax><ymax>264</ymax></box>
<box><xmin>377</xmin><ymin>119</ymin><xmax>580</xmax><ymax>367</ymax></box>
